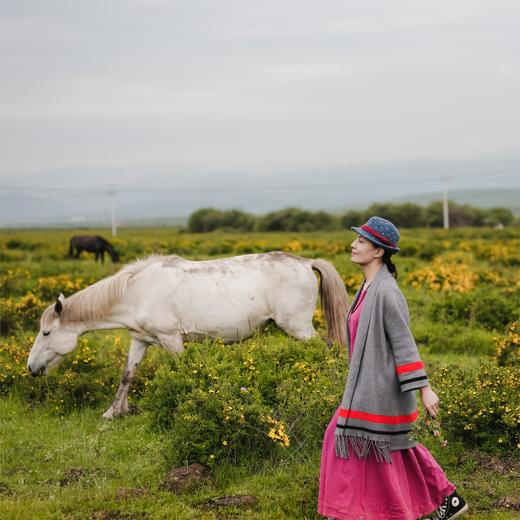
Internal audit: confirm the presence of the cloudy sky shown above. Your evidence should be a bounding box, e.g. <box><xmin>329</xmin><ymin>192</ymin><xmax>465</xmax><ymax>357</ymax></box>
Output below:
<box><xmin>0</xmin><ymin>0</ymin><xmax>519</xmax><ymax>221</ymax></box>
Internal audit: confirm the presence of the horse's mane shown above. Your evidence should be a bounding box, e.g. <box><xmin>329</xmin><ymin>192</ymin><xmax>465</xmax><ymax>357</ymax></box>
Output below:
<box><xmin>43</xmin><ymin>254</ymin><xmax>168</xmax><ymax>325</ymax></box>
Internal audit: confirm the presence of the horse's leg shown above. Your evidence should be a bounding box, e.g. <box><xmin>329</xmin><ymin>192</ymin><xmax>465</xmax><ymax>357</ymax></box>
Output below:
<box><xmin>75</xmin><ymin>248</ymin><xmax>81</xmax><ymax>259</ymax></box>
<box><xmin>102</xmin><ymin>337</ymin><xmax>149</xmax><ymax>419</ymax></box>
<box><xmin>101</xmin><ymin>250</ymin><xmax>105</xmax><ymax>264</ymax></box>
<box><xmin>276</xmin><ymin>316</ymin><xmax>319</xmax><ymax>341</ymax></box>
<box><xmin>157</xmin><ymin>331</ymin><xmax>185</xmax><ymax>355</ymax></box>
<box><xmin>274</xmin><ymin>301</ymin><xmax>319</xmax><ymax>341</ymax></box>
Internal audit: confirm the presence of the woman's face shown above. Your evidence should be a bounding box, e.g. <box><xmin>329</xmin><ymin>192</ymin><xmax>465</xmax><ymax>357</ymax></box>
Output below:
<box><xmin>350</xmin><ymin>234</ymin><xmax>384</xmax><ymax>265</ymax></box>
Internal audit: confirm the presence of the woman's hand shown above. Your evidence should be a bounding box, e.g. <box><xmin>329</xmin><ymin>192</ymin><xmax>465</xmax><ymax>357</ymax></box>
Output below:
<box><xmin>420</xmin><ymin>385</ymin><xmax>440</xmax><ymax>418</ymax></box>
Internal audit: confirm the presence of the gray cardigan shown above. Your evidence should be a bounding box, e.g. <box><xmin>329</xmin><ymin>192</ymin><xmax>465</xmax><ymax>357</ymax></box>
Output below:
<box><xmin>334</xmin><ymin>263</ymin><xmax>429</xmax><ymax>463</ymax></box>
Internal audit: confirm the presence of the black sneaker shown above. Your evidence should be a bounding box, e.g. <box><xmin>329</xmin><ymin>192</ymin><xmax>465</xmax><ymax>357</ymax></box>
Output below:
<box><xmin>427</xmin><ymin>490</ymin><xmax>469</xmax><ymax>520</ymax></box>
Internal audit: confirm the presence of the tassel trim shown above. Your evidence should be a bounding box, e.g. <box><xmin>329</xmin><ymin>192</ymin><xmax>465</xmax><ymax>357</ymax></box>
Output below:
<box><xmin>334</xmin><ymin>431</ymin><xmax>392</xmax><ymax>464</ymax></box>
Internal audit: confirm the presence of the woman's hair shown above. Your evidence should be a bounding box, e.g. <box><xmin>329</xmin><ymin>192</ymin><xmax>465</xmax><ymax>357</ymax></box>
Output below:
<box><xmin>364</xmin><ymin>235</ymin><xmax>399</xmax><ymax>279</ymax></box>
<box><xmin>382</xmin><ymin>249</ymin><xmax>398</xmax><ymax>279</ymax></box>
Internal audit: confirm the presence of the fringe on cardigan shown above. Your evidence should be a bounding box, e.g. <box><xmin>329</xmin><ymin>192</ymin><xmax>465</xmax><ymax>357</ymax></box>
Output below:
<box><xmin>334</xmin><ymin>431</ymin><xmax>392</xmax><ymax>464</ymax></box>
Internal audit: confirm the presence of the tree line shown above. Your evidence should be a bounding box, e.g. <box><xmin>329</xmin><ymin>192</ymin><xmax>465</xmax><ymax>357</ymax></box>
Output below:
<box><xmin>187</xmin><ymin>201</ymin><xmax>516</xmax><ymax>233</ymax></box>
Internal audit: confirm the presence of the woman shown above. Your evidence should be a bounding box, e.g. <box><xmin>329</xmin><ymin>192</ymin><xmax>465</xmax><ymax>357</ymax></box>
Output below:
<box><xmin>318</xmin><ymin>216</ymin><xmax>469</xmax><ymax>520</ymax></box>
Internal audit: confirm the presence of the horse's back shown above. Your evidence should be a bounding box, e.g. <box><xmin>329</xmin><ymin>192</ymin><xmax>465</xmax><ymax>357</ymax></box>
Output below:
<box><xmin>161</xmin><ymin>251</ymin><xmax>308</xmax><ymax>271</ymax></box>
<box><xmin>125</xmin><ymin>252</ymin><xmax>318</xmax><ymax>339</ymax></box>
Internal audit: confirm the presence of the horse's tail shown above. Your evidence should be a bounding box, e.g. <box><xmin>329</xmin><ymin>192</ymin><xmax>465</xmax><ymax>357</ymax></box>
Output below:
<box><xmin>311</xmin><ymin>259</ymin><xmax>349</xmax><ymax>347</ymax></box>
<box><xmin>68</xmin><ymin>238</ymin><xmax>74</xmax><ymax>257</ymax></box>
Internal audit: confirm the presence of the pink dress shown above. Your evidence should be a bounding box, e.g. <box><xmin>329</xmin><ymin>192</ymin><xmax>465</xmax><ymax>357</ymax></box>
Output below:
<box><xmin>318</xmin><ymin>288</ymin><xmax>455</xmax><ymax>520</ymax></box>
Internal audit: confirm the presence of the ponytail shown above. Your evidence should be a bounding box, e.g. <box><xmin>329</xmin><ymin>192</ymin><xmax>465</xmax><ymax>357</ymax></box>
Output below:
<box><xmin>383</xmin><ymin>250</ymin><xmax>397</xmax><ymax>279</ymax></box>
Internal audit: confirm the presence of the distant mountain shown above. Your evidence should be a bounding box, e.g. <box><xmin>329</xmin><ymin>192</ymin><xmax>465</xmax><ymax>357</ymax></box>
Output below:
<box><xmin>1</xmin><ymin>156</ymin><xmax>519</xmax><ymax>227</ymax></box>
<box><xmin>386</xmin><ymin>188</ymin><xmax>520</xmax><ymax>215</ymax></box>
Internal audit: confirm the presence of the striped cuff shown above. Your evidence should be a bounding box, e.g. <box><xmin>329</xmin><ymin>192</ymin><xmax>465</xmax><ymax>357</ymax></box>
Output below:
<box><xmin>396</xmin><ymin>361</ymin><xmax>429</xmax><ymax>392</ymax></box>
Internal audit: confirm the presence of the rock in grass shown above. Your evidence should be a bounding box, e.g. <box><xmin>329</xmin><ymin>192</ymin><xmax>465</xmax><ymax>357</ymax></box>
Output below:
<box><xmin>161</xmin><ymin>463</ymin><xmax>214</xmax><ymax>493</ymax></box>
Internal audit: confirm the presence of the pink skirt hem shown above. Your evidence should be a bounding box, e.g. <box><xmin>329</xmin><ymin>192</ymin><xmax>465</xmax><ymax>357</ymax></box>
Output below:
<box><xmin>318</xmin><ymin>409</ymin><xmax>456</xmax><ymax>520</ymax></box>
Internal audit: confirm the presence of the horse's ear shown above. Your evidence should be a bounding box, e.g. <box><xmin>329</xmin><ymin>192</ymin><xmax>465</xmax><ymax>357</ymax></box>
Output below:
<box><xmin>54</xmin><ymin>293</ymin><xmax>65</xmax><ymax>317</ymax></box>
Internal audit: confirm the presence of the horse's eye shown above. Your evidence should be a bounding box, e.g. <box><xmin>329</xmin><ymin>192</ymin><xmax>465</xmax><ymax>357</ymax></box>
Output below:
<box><xmin>43</xmin><ymin>331</ymin><xmax>51</xmax><ymax>336</ymax></box>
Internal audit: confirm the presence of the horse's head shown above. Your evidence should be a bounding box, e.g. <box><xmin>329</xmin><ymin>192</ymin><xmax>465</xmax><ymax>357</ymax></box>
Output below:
<box><xmin>112</xmin><ymin>250</ymin><xmax>120</xmax><ymax>263</ymax></box>
<box><xmin>27</xmin><ymin>293</ymin><xmax>79</xmax><ymax>376</ymax></box>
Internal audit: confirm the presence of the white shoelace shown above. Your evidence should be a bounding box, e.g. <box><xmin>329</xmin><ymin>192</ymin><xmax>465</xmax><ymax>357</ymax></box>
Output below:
<box><xmin>432</xmin><ymin>500</ymin><xmax>448</xmax><ymax>520</ymax></box>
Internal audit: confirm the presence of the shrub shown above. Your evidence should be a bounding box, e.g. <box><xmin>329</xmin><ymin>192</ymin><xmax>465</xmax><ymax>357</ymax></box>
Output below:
<box><xmin>413</xmin><ymin>323</ymin><xmax>495</xmax><ymax>356</ymax></box>
<box><xmin>0</xmin><ymin>293</ymin><xmax>46</xmax><ymax>335</ymax></box>
<box><xmin>5</xmin><ymin>239</ymin><xmax>41</xmax><ymax>251</ymax></box>
<box><xmin>143</xmin><ymin>335</ymin><xmax>347</xmax><ymax>467</ymax></box>
<box><xmin>429</xmin><ymin>363</ymin><xmax>520</xmax><ymax>454</ymax></box>
<box><xmin>494</xmin><ymin>322</ymin><xmax>520</xmax><ymax>367</ymax></box>
<box><xmin>188</xmin><ymin>208</ymin><xmax>256</xmax><ymax>233</ymax></box>
<box><xmin>0</xmin><ymin>331</ymin><xmax>164</xmax><ymax>415</ymax></box>
<box><xmin>257</xmin><ymin>208</ymin><xmax>340</xmax><ymax>232</ymax></box>
<box><xmin>473</xmin><ymin>292</ymin><xmax>519</xmax><ymax>331</ymax></box>
<box><xmin>429</xmin><ymin>293</ymin><xmax>472</xmax><ymax>324</ymax></box>
<box><xmin>407</xmin><ymin>260</ymin><xmax>477</xmax><ymax>292</ymax></box>
<box><xmin>429</xmin><ymin>290</ymin><xmax>519</xmax><ymax>331</ymax></box>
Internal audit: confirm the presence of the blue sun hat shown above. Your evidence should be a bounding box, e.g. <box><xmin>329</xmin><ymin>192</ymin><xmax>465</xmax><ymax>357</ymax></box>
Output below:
<box><xmin>351</xmin><ymin>216</ymin><xmax>400</xmax><ymax>253</ymax></box>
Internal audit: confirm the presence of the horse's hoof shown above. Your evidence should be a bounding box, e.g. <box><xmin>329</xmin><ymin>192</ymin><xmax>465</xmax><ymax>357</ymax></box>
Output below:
<box><xmin>102</xmin><ymin>404</ymin><xmax>129</xmax><ymax>419</ymax></box>
<box><xmin>102</xmin><ymin>409</ymin><xmax>115</xmax><ymax>420</ymax></box>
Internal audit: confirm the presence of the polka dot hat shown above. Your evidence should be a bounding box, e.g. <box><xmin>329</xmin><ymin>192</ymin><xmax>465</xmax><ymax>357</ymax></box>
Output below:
<box><xmin>350</xmin><ymin>215</ymin><xmax>400</xmax><ymax>253</ymax></box>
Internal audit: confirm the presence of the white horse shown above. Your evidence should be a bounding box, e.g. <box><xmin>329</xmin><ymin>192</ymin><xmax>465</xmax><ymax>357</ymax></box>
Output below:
<box><xmin>27</xmin><ymin>252</ymin><xmax>349</xmax><ymax>419</ymax></box>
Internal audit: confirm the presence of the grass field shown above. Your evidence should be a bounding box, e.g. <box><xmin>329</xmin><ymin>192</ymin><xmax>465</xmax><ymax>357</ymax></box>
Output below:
<box><xmin>1</xmin><ymin>227</ymin><xmax>519</xmax><ymax>519</ymax></box>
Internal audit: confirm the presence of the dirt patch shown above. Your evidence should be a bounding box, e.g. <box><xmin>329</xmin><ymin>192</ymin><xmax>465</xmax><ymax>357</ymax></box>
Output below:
<box><xmin>161</xmin><ymin>463</ymin><xmax>214</xmax><ymax>494</ymax></box>
<box><xmin>91</xmin><ymin>511</ymin><xmax>149</xmax><ymax>520</ymax></box>
<box><xmin>59</xmin><ymin>467</ymin><xmax>86</xmax><ymax>486</ymax></box>
<box><xmin>493</xmin><ymin>497</ymin><xmax>520</xmax><ymax>511</ymax></box>
<box><xmin>473</xmin><ymin>454</ymin><xmax>519</xmax><ymax>475</ymax></box>
<box><xmin>207</xmin><ymin>495</ymin><xmax>258</xmax><ymax>508</ymax></box>
<box><xmin>116</xmin><ymin>488</ymin><xmax>152</xmax><ymax>500</ymax></box>
<box><xmin>3</xmin><ymin>466</ymin><xmax>29</xmax><ymax>476</ymax></box>
<box><xmin>0</xmin><ymin>481</ymin><xmax>13</xmax><ymax>495</ymax></box>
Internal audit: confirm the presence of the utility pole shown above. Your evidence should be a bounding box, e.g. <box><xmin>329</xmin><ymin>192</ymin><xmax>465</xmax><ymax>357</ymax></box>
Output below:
<box><xmin>108</xmin><ymin>189</ymin><xmax>117</xmax><ymax>236</ymax></box>
<box><xmin>442</xmin><ymin>178</ymin><xmax>449</xmax><ymax>229</ymax></box>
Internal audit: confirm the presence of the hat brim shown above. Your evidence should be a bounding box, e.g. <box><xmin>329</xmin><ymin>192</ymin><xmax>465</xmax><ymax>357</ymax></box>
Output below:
<box><xmin>351</xmin><ymin>226</ymin><xmax>400</xmax><ymax>253</ymax></box>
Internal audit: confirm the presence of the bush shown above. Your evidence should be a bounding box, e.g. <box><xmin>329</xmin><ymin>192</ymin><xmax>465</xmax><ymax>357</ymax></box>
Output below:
<box><xmin>0</xmin><ymin>293</ymin><xmax>47</xmax><ymax>335</ymax></box>
<box><xmin>413</xmin><ymin>323</ymin><xmax>496</xmax><ymax>356</ymax></box>
<box><xmin>429</xmin><ymin>290</ymin><xmax>519</xmax><ymax>331</ymax></box>
<box><xmin>429</xmin><ymin>363</ymin><xmax>520</xmax><ymax>454</ymax></box>
<box><xmin>399</xmin><ymin>240</ymin><xmax>443</xmax><ymax>260</ymax></box>
<box><xmin>188</xmin><ymin>208</ymin><xmax>256</xmax><ymax>233</ymax></box>
<box><xmin>363</xmin><ymin>202</ymin><xmax>427</xmax><ymax>228</ymax></box>
<box><xmin>407</xmin><ymin>260</ymin><xmax>478</xmax><ymax>292</ymax></box>
<box><xmin>0</xmin><ymin>331</ymin><xmax>168</xmax><ymax>415</ymax></box>
<box><xmin>494</xmin><ymin>321</ymin><xmax>520</xmax><ymax>367</ymax></box>
<box><xmin>257</xmin><ymin>208</ymin><xmax>340</xmax><ymax>232</ymax></box>
<box><xmin>429</xmin><ymin>293</ymin><xmax>472</xmax><ymax>324</ymax></box>
<box><xmin>143</xmin><ymin>334</ymin><xmax>346</xmax><ymax>467</ymax></box>
<box><xmin>473</xmin><ymin>292</ymin><xmax>519</xmax><ymax>331</ymax></box>
<box><xmin>340</xmin><ymin>210</ymin><xmax>364</xmax><ymax>228</ymax></box>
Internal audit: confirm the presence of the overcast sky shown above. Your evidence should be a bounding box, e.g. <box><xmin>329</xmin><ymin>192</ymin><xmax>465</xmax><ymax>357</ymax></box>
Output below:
<box><xmin>1</xmin><ymin>0</ymin><xmax>519</xmax><ymax>188</ymax></box>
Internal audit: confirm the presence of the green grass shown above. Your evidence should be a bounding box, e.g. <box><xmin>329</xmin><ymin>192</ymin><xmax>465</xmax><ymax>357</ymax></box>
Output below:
<box><xmin>1</xmin><ymin>227</ymin><xmax>519</xmax><ymax>519</ymax></box>
<box><xmin>1</xmin><ymin>372</ymin><xmax>519</xmax><ymax>519</ymax></box>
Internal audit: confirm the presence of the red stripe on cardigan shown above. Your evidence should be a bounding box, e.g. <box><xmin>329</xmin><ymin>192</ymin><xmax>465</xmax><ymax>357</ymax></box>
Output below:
<box><xmin>338</xmin><ymin>408</ymin><xmax>419</xmax><ymax>424</ymax></box>
<box><xmin>360</xmin><ymin>224</ymin><xmax>396</xmax><ymax>247</ymax></box>
<box><xmin>396</xmin><ymin>361</ymin><xmax>424</xmax><ymax>374</ymax></box>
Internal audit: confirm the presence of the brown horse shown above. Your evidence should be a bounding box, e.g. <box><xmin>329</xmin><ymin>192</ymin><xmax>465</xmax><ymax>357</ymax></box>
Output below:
<box><xmin>69</xmin><ymin>235</ymin><xmax>120</xmax><ymax>263</ymax></box>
